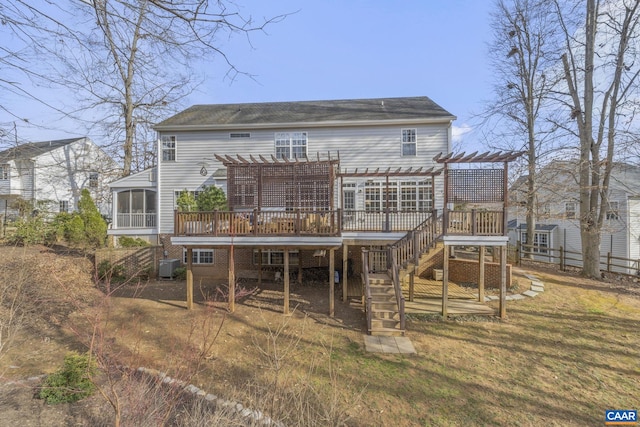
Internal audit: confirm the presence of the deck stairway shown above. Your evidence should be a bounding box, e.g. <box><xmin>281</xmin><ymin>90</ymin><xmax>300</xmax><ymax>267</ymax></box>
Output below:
<box><xmin>363</xmin><ymin>212</ymin><xmax>443</xmax><ymax>336</ymax></box>
<box><xmin>367</xmin><ymin>273</ymin><xmax>404</xmax><ymax>336</ymax></box>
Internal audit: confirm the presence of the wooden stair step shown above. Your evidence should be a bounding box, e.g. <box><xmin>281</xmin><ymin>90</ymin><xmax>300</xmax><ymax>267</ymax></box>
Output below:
<box><xmin>369</xmin><ymin>327</ymin><xmax>405</xmax><ymax>337</ymax></box>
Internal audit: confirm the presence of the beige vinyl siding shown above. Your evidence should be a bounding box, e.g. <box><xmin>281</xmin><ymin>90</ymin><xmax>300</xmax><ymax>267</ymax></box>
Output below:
<box><xmin>157</xmin><ymin>123</ymin><xmax>451</xmax><ymax>233</ymax></box>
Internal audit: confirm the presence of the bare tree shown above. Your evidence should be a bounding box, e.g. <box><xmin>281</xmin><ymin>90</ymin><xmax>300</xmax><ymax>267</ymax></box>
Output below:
<box><xmin>485</xmin><ymin>0</ymin><xmax>562</xmax><ymax>259</ymax></box>
<box><xmin>555</xmin><ymin>0</ymin><xmax>640</xmax><ymax>278</ymax></box>
<box><xmin>1</xmin><ymin>1</ymin><xmax>285</xmax><ymax>174</ymax></box>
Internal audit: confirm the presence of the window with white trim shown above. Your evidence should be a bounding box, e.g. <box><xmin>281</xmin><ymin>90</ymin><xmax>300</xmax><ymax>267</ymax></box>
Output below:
<box><xmin>161</xmin><ymin>136</ymin><xmax>176</xmax><ymax>161</ymax></box>
<box><xmin>565</xmin><ymin>202</ymin><xmax>576</xmax><ymax>219</ymax></box>
<box><xmin>606</xmin><ymin>201</ymin><xmax>619</xmax><ymax>220</ymax></box>
<box><xmin>89</xmin><ymin>172</ymin><xmax>99</xmax><ymax>188</ymax></box>
<box><xmin>342</xmin><ymin>183</ymin><xmax>356</xmax><ymax>211</ymax></box>
<box><xmin>521</xmin><ymin>231</ymin><xmax>549</xmax><ymax>254</ymax></box>
<box><xmin>401</xmin><ymin>129</ymin><xmax>417</xmax><ymax>156</ymax></box>
<box><xmin>183</xmin><ymin>249</ymin><xmax>214</xmax><ymax>264</ymax></box>
<box><xmin>253</xmin><ymin>250</ymin><xmax>299</xmax><ymax>266</ymax></box>
<box><xmin>400</xmin><ymin>180</ymin><xmax>433</xmax><ymax>211</ymax></box>
<box><xmin>174</xmin><ymin>190</ymin><xmax>202</xmax><ymax>209</ymax></box>
<box><xmin>275</xmin><ymin>132</ymin><xmax>307</xmax><ymax>159</ymax></box>
<box><xmin>59</xmin><ymin>200</ymin><xmax>69</xmax><ymax>213</ymax></box>
<box><xmin>0</xmin><ymin>164</ymin><xmax>8</xmax><ymax>180</ymax></box>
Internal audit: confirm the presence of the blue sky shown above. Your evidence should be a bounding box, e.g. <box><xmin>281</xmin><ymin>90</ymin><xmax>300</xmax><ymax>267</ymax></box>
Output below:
<box><xmin>3</xmin><ymin>0</ymin><xmax>496</xmax><ymax>151</ymax></box>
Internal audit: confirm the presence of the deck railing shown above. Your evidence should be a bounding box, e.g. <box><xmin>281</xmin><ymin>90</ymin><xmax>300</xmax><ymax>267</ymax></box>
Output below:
<box><xmin>174</xmin><ymin>209</ymin><xmax>341</xmax><ymax>236</ymax></box>
<box><xmin>116</xmin><ymin>212</ymin><xmax>157</xmax><ymax>228</ymax></box>
<box><xmin>341</xmin><ymin>210</ymin><xmax>432</xmax><ymax>232</ymax></box>
<box><xmin>444</xmin><ymin>209</ymin><xmax>504</xmax><ymax>236</ymax></box>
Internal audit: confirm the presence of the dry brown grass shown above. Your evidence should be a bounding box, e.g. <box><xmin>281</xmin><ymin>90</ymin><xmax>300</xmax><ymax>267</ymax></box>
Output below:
<box><xmin>0</xmin><ymin>245</ymin><xmax>639</xmax><ymax>426</ymax></box>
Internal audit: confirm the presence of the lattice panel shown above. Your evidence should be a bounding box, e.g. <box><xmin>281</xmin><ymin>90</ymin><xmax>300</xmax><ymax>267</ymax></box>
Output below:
<box><xmin>447</xmin><ymin>168</ymin><xmax>504</xmax><ymax>203</ymax></box>
<box><xmin>226</xmin><ymin>162</ymin><xmax>334</xmax><ymax>210</ymax></box>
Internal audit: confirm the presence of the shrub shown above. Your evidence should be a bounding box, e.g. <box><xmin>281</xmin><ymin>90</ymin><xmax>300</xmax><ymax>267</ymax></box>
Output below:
<box><xmin>78</xmin><ymin>189</ymin><xmax>107</xmax><ymax>247</ymax></box>
<box><xmin>176</xmin><ymin>190</ymin><xmax>197</xmax><ymax>212</ymax></box>
<box><xmin>66</xmin><ymin>214</ymin><xmax>86</xmax><ymax>246</ymax></box>
<box><xmin>39</xmin><ymin>352</ymin><xmax>96</xmax><ymax>404</ymax></box>
<box><xmin>173</xmin><ymin>267</ymin><xmax>187</xmax><ymax>280</ymax></box>
<box><xmin>97</xmin><ymin>260</ymin><xmax>126</xmax><ymax>283</ymax></box>
<box><xmin>9</xmin><ymin>216</ymin><xmax>51</xmax><ymax>245</ymax></box>
<box><xmin>196</xmin><ymin>185</ymin><xmax>227</xmax><ymax>211</ymax></box>
<box><xmin>118</xmin><ymin>236</ymin><xmax>151</xmax><ymax>247</ymax></box>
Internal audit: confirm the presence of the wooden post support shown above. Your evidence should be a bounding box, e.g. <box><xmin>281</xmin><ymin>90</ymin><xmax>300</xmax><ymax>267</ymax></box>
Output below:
<box><xmin>298</xmin><ymin>262</ymin><xmax>302</xmax><ymax>285</ymax></box>
<box><xmin>499</xmin><ymin>246</ymin><xmax>507</xmax><ymax>319</ymax></box>
<box><xmin>442</xmin><ymin>245</ymin><xmax>449</xmax><ymax>319</ymax></box>
<box><xmin>228</xmin><ymin>246</ymin><xmax>235</xmax><ymax>313</ymax></box>
<box><xmin>329</xmin><ymin>248</ymin><xmax>335</xmax><ymax>317</ymax></box>
<box><xmin>409</xmin><ymin>271</ymin><xmax>415</xmax><ymax>302</ymax></box>
<box><xmin>186</xmin><ymin>247</ymin><xmax>193</xmax><ymax>310</ymax></box>
<box><xmin>258</xmin><ymin>249</ymin><xmax>262</xmax><ymax>286</ymax></box>
<box><xmin>284</xmin><ymin>250</ymin><xmax>290</xmax><ymax>315</ymax></box>
<box><xmin>478</xmin><ymin>245</ymin><xmax>485</xmax><ymax>303</ymax></box>
<box><xmin>342</xmin><ymin>244</ymin><xmax>349</xmax><ymax>302</ymax></box>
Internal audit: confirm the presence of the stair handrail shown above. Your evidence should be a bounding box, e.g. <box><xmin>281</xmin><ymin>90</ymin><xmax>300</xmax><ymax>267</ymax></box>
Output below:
<box><xmin>361</xmin><ymin>249</ymin><xmax>373</xmax><ymax>334</ymax></box>
<box><xmin>389</xmin><ymin>248</ymin><xmax>406</xmax><ymax>333</ymax></box>
<box><xmin>391</xmin><ymin>209</ymin><xmax>444</xmax><ymax>269</ymax></box>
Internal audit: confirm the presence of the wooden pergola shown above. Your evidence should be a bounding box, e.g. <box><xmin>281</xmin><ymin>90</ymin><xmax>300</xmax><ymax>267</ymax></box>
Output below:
<box><xmin>435</xmin><ymin>150</ymin><xmax>524</xmax><ymax>318</ymax></box>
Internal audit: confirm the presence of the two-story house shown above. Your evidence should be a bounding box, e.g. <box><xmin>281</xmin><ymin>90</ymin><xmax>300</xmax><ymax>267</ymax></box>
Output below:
<box><xmin>110</xmin><ymin>97</ymin><xmax>519</xmax><ymax>332</ymax></box>
<box><xmin>508</xmin><ymin>160</ymin><xmax>640</xmax><ymax>274</ymax></box>
<box><xmin>0</xmin><ymin>137</ymin><xmax>119</xmax><ymax>220</ymax></box>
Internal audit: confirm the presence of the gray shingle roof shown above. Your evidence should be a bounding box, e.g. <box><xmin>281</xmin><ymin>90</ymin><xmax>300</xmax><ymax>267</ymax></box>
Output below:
<box><xmin>0</xmin><ymin>137</ymin><xmax>84</xmax><ymax>162</ymax></box>
<box><xmin>155</xmin><ymin>96</ymin><xmax>455</xmax><ymax>129</ymax></box>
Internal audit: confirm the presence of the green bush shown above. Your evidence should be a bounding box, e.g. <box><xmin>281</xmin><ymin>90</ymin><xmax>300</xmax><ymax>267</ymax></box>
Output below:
<box><xmin>97</xmin><ymin>260</ymin><xmax>126</xmax><ymax>283</ymax></box>
<box><xmin>173</xmin><ymin>266</ymin><xmax>187</xmax><ymax>280</ymax></box>
<box><xmin>9</xmin><ymin>216</ymin><xmax>51</xmax><ymax>245</ymax></box>
<box><xmin>118</xmin><ymin>236</ymin><xmax>151</xmax><ymax>247</ymax></box>
<box><xmin>78</xmin><ymin>189</ymin><xmax>107</xmax><ymax>247</ymax></box>
<box><xmin>39</xmin><ymin>353</ymin><xmax>96</xmax><ymax>404</ymax></box>
<box><xmin>196</xmin><ymin>185</ymin><xmax>227</xmax><ymax>211</ymax></box>
<box><xmin>176</xmin><ymin>189</ymin><xmax>197</xmax><ymax>212</ymax></box>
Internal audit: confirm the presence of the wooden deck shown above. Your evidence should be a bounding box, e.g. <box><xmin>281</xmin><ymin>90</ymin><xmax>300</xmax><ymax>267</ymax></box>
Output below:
<box><xmin>348</xmin><ymin>274</ymin><xmax>495</xmax><ymax>316</ymax></box>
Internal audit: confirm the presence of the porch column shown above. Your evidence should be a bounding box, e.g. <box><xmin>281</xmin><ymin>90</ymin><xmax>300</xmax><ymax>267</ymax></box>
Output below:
<box><xmin>478</xmin><ymin>245</ymin><xmax>485</xmax><ymax>303</ymax></box>
<box><xmin>186</xmin><ymin>247</ymin><xmax>193</xmax><ymax>310</ymax></box>
<box><xmin>228</xmin><ymin>246</ymin><xmax>235</xmax><ymax>313</ymax></box>
<box><xmin>442</xmin><ymin>245</ymin><xmax>449</xmax><ymax>319</ymax></box>
<box><xmin>329</xmin><ymin>248</ymin><xmax>335</xmax><ymax>317</ymax></box>
<box><xmin>342</xmin><ymin>244</ymin><xmax>349</xmax><ymax>302</ymax></box>
<box><xmin>284</xmin><ymin>250</ymin><xmax>290</xmax><ymax>315</ymax></box>
<box><xmin>499</xmin><ymin>246</ymin><xmax>507</xmax><ymax>318</ymax></box>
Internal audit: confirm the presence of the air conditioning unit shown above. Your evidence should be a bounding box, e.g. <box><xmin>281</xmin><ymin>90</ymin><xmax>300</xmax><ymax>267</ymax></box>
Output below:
<box><xmin>159</xmin><ymin>259</ymin><xmax>180</xmax><ymax>279</ymax></box>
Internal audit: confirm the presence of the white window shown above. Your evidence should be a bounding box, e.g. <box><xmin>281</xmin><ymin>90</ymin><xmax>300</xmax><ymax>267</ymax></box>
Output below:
<box><xmin>161</xmin><ymin>136</ymin><xmax>176</xmax><ymax>161</ymax></box>
<box><xmin>521</xmin><ymin>231</ymin><xmax>549</xmax><ymax>254</ymax></box>
<box><xmin>275</xmin><ymin>132</ymin><xmax>307</xmax><ymax>159</ymax></box>
<box><xmin>400</xmin><ymin>180</ymin><xmax>433</xmax><ymax>211</ymax></box>
<box><xmin>183</xmin><ymin>249</ymin><xmax>214</xmax><ymax>264</ymax></box>
<box><xmin>59</xmin><ymin>200</ymin><xmax>69</xmax><ymax>213</ymax></box>
<box><xmin>565</xmin><ymin>202</ymin><xmax>576</xmax><ymax>219</ymax></box>
<box><xmin>253</xmin><ymin>250</ymin><xmax>299</xmax><ymax>266</ymax></box>
<box><xmin>0</xmin><ymin>164</ymin><xmax>8</xmax><ymax>180</ymax></box>
<box><xmin>401</xmin><ymin>129</ymin><xmax>417</xmax><ymax>156</ymax></box>
<box><xmin>606</xmin><ymin>201</ymin><xmax>619</xmax><ymax>220</ymax></box>
<box><xmin>89</xmin><ymin>172</ymin><xmax>99</xmax><ymax>188</ymax></box>
<box><xmin>343</xmin><ymin>183</ymin><xmax>356</xmax><ymax>211</ymax></box>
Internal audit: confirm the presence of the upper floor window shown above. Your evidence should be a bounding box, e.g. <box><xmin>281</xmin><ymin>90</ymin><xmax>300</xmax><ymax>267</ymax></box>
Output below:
<box><xmin>89</xmin><ymin>172</ymin><xmax>99</xmax><ymax>188</ymax></box>
<box><xmin>275</xmin><ymin>132</ymin><xmax>307</xmax><ymax>159</ymax></box>
<box><xmin>0</xmin><ymin>164</ymin><xmax>8</xmax><ymax>180</ymax></box>
<box><xmin>59</xmin><ymin>200</ymin><xmax>69</xmax><ymax>213</ymax></box>
<box><xmin>606</xmin><ymin>201</ymin><xmax>619</xmax><ymax>220</ymax></box>
<box><xmin>565</xmin><ymin>202</ymin><xmax>576</xmax><ymax>219</ymax></box>
<box><xmin>161</xmin><ymin>136</ymin><xmax>176</xmax><ymax>162</ymax></box>
<box><xmin>401</xmin><ymin>129</ymin><xmax>417</xmax><ymax>156</ymax></box>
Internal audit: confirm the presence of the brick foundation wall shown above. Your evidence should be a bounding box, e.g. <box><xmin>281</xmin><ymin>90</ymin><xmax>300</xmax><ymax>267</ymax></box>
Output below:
<box><xmin>449</xmin><ymin>258</ymin><xmax>512</xmax><ymax>289</ymax></box>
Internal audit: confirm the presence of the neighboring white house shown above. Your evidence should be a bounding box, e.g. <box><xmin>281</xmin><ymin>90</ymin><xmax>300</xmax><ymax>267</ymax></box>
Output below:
<box><xmin>0</xmin><ymin>137</ymin><xmax>120</xmax><ymax>220</ymax></box>
<box><xmin>109</xmin><ymin>97</ymin><xmax>456</xmax><ymax>251</ymax></box>
<box><xmin>508</xmin><ymin>160</ymin><xmax>640</xmax><ymax>274</ymax></box>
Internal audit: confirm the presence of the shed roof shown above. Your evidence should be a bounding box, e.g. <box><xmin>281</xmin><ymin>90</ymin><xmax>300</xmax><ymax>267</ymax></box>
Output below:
<box><xmin>155</xmin><ymin>96</ymin><xmax>455</xmax><ymax>130</ymax></box>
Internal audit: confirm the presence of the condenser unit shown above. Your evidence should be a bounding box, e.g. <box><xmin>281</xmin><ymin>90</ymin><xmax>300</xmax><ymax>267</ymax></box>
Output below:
<box><xmin>159</xmin><ymin>259</ymin><xmax>180</xmax><ymax>279</ymax></box>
